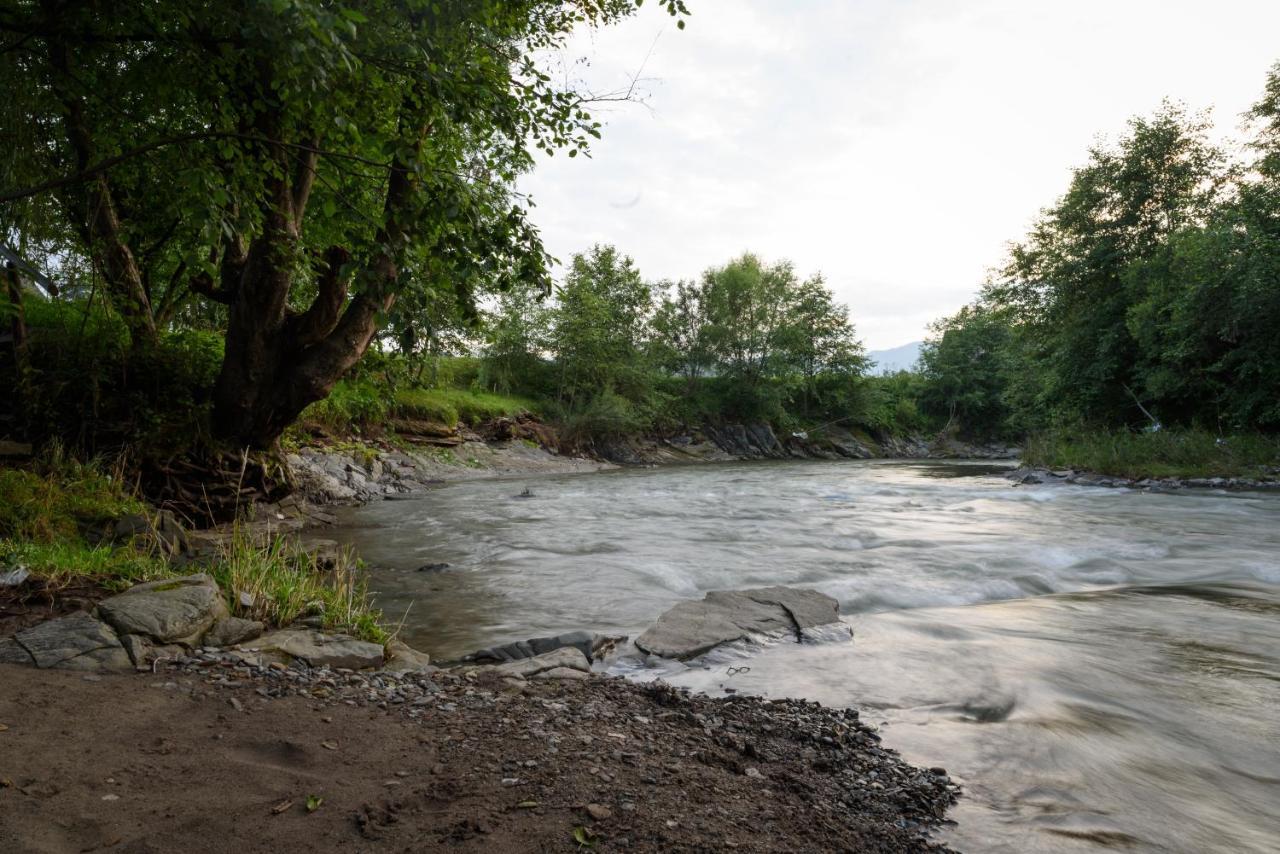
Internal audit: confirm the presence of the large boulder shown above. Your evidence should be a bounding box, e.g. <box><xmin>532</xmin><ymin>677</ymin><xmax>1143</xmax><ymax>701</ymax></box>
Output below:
<box><xmin>635</xmin><ymin>586</ymin><xmax>845</xmax><ymax>661</ymax></box>
<box><xmin>11</xmin><ymin>612</ymin><xmax>132</xmax><ymax>670</ymax></box>
<box><xmin>240</xmin><ymin>628</ymin><xmax>384</xmax><ymax>670</ymax></box>
<box><xmin>96</xmin><ymin>574</ymin><xmax>229</xmax><ymax>644</ymax></box>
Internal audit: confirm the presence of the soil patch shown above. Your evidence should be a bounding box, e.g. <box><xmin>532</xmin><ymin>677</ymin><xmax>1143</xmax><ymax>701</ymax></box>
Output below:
<box><xmin>0</xmin><ymin>663</ymin><xmax>957</xmax><ymax>853</ymax></box>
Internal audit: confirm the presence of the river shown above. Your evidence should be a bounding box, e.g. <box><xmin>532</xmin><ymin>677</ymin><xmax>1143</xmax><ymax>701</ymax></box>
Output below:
<box><xmin>326</xmin><ymin>459</ymin><xmax>1280</xmax><ymax>853</ymax></box>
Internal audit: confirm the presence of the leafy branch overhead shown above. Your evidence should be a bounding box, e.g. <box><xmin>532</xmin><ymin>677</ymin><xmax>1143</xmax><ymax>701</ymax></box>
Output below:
<box><xmin>0</xmin><ymin>0</ymin><xmax>688</xmax><ymax>449</ymax></box>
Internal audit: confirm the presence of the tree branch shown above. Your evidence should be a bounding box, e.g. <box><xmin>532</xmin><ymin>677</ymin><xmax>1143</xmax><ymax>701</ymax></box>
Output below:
<box><xmin>288</xmin><ymin>246</ymin><xmax>351</xmax><ymax>347</ymax></box>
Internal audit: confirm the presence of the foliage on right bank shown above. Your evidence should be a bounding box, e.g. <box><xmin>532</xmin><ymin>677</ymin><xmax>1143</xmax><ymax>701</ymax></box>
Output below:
<box><xmin>914</xmin><ymin>65</ymin><xmax>1280</xmax><ymax>442</ymax></box>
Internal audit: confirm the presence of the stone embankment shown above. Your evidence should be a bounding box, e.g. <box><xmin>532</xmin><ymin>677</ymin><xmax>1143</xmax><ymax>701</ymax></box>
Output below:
<box><xmin>285</xmin><ymin>415</ymin><xmax>1017</xmax><ymax>508</ymax></box>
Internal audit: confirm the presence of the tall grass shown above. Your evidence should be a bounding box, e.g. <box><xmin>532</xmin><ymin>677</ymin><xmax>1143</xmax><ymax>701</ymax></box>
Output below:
<box><xmin>1023</xmin><ymin>430</ymin><xmax>1280</xmax><ymax>479</ymax></box>
<box><xmin>208</xmin><ymin>529</ymin><xmax>387</xmax><ymax>643</ymax></box>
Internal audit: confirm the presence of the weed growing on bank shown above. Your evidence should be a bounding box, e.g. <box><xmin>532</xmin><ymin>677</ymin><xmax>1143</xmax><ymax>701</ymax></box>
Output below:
<box><xmin>207</xmin><ymin>530</ymin><xmax>387</xmax><ymax>644</ymax></box>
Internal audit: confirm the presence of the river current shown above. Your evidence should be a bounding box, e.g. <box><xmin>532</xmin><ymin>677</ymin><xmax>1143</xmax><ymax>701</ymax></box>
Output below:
<box><xmin>327</xmin><ymin>460</ymin><xmax>1280</xmax><ymax>853</ymax></box>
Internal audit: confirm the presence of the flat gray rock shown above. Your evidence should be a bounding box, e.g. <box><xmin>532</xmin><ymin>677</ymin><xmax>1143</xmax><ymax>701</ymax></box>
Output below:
<box><xmin>482</xmin><ymin>647</ymin><xmax>592</xmax><ymax>680</ymax></box>
<box><xmin>97</xmin><ymin>574</ymin><xmax>229</xmax><ymax>644</ymax></box>
<box><xmin>0</xmin><ymin>637</ymin><xmax>35</xmax><ymax>666</ymax></box>
<box><xmin>462</xmin><ymin>630</ymin><xmax>624</xmax><ymax>665</ymax></box>
<box><xmin>244</xmin><ymin>628</ymin><xmax>385</xmax><ymax>670</ymax></box>
<box><xmin>635</xmin><ymin>586</ymin><xmax>843</xmax><ymax>660</ymax></box>
<box><xmin>202</xmin><ymin>616</ymin><xmax>265</xmax><ymax>648</ymax></box>
<box><xmin>13</xmin><ymin>612</ymin><xmax>132</xmax><ymax>670</ymax></box>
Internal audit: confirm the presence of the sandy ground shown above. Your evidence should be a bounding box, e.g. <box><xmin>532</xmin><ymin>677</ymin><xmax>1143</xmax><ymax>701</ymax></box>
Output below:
<box><xmin>0</xmin><ymin>664</ymin><xmax>957</xmax><ymax>853</ymax></box>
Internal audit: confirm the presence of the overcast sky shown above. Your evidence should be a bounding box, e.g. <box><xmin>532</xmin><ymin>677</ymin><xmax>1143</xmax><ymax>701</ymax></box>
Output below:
<box><xmin>520</xmin><ymin>0</ymin><xmax>1280</xmax><ymax>350</ymax></box>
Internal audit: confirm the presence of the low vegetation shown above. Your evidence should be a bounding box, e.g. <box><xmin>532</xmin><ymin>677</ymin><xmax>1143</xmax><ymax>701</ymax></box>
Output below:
<box><xmin>0</xmin><ymin>458</ymin><xmax>386</xmax><ymax>642</ymax></box>
<box><xmin>1022</xmin><ymin>431</ymin><xmax>1280</xmax><ymax>479</ymax></box>
<box><xmin>208</xmin><ymin>531</ymin><xmax>386</xmax><ymax>644</ymax></box>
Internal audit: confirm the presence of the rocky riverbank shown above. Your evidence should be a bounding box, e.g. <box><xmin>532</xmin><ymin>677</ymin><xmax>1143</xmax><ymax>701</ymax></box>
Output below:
<box><xmin>0</xmin><ymin>653</ymin><xmax>958</xmax><ymax>853</ymax></box>
<box><xmin>286</xmin><ymin>417</ymin><xmax>1017</xmax><ymax>508</ymax></box>
<box><xmin>0</xmin><ymin>563</ymin><xmax>962</xmax><ymax>852</ymax></box>
<box><xmin>1007</xmin><ymin>466</ymin><xmax>1280</xmax><ymax>491</ymax></box>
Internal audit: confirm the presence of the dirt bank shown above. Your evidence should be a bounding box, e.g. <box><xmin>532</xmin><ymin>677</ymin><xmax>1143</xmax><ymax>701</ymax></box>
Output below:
<box><xmin>0</xmin><ymin>662</ymin><xmax>957</xmax><ymax>853</ymax></box>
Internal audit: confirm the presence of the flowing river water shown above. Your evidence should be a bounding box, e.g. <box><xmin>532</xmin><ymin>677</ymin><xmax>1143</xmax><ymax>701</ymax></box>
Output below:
<box><xmin>326</xmin><ymin>460</ymin><xmax>1280</xmax><ymax>853</ymax></box>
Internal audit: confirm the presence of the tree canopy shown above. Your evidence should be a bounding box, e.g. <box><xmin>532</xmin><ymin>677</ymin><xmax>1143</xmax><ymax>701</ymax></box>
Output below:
<box><xmin>0</xmin><ymin>0</ymin><xmax>688</xmax><ymax>448</ymax></box>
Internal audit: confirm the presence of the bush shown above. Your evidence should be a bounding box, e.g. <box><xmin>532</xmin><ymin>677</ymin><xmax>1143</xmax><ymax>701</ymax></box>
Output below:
<box><xmin>20</xmin><ymin>298</ymin><xmax>224</xmax><ymax>453</ymax></box>
<box><xmin>558</xmin><ymin>389</ymin><xmax>645</xmax><ymax>443</ymax></box>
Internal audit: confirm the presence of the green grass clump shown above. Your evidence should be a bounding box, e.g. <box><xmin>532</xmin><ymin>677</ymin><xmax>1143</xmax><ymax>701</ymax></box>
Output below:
<box><xmin>298</xmin><ymin>379</ymin><xmax>390</xmax><ymax>433</ymax></box>
<box><xmin>209</xmin><ymin>529</ymin><xmax>387</xmax><ymax>643</ymax></box>
<box><xmin>1022</xmin><ymin>430</ymin><xmax>1280</xmax><ymax>479</ymax></box>
<box><xmin>393</xmin><ymin>387</ymin><xmax>536</xmax><ymax>427</ymax></box>
<box><xmin>0</xmin><ymin>455</ymin><xmax>145</xmax><ymax>543</ymax></box>
<box><xmin>0</xmin><ymin>539</ymin><xmax>171</xmax><ymax>590</ymax></box>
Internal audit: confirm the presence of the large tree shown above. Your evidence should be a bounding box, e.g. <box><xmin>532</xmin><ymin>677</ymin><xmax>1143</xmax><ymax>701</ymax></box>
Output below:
<box><xmin>0</xmin><ymin>0</ymin><xmax>687</xmax><ymax>449</ymax></box>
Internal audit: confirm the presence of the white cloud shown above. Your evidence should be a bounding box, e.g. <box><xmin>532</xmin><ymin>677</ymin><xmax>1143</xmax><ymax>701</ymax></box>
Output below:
<box><xmin>521</xmin><ymin>0</ymin><xmax>1280</xmax><ymax>349</ymax></box>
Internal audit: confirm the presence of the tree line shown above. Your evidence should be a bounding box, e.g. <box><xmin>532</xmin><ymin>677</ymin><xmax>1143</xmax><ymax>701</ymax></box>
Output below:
<box><xmin>917</xmin><ymin>63</ymin><xmax>1280</xmax><ymax>440</ymax></box>
<box><xmin>476</xmin><ymin>247</ymin><xmax>875</xmax><ymax>441</ymax></box>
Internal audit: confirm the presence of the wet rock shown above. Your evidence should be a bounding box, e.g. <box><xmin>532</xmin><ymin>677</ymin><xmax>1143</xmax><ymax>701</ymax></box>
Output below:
<box><xmin>461</xmin><ymin>630</ymin><xmax>624</xmax><ymax>665</ymax></box>
<box><xmin>384</xmin><ymin>639</ymin><xmax>432</xmax><ymax>673</ymax></box>
<box><xmin>97</xmin><ymin>574</ymin><xmax>229</xmax><ymax>644</ymax></box>
<box><xmin>635</xmin><ymin>587</ymin><xmax>844</xmax><ymax>660</ymax></box>
<box><xmin>481</xmin><ymin>647</ymin><xmax>592</xmax><ymax>680</ymax></box>
<box><xmin>13</xmin><ymin>612</ymin><xmax>132</xmax><ymax>670</ymax></box>
<box><xmin>416</xmin><ymin>562</ymin><xmax>452</xmax><ymax>572</ymax></box>
<box><xmin>120</xmin><ymin>634</ymin><xmax>148</xmax><ymax>668</ymax></box>
<box><xmin>243</xmin><ymin>628</ymin><xmax>384</xmax><ymax>670</ymax></box>
<box><xmin>202</xmin><ymin>617</ymin><xmax>265</xmax><ymax>648</ymax></box>
<box><xmin>534</xmin><ymin>666</ymin><xmax>590</xmax><ymax>681</ymax></box>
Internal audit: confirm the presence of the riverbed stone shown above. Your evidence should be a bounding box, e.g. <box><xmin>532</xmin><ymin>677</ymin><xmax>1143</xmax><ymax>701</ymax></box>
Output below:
<box><xmin>480</xmin><ymin>647</ymin><xmax>592</xmax><ymax>680</ymax></box>
<box><xmin>243</xmin><ymin>628</ymin><xmax>385</xmax><ymax>670</ymax></box>
<box><xmin>96</xmin><ymin>574</ymin><xmax>229</xmax><ymax>644</ymax></box>
<box><xmin>462</xmin><ymin>630</ymin><xmax>624</xmax><ymax>665</ymax></box>
<box><xmin>533</xmin><ymin>666</ymin><xmax>590</xmax><ymax>681</ymax></box>
<box><xmin>635</xmin><ymin>586</ymin><xmax>843</xmax><ymax>660</ymax></box>
<box><xmin>384</xmin><ymin>639</ymin><xmax>432</xmax><ymax>673</ymax></box>
<box><xmin>201</xmin><ymin>616</ymin><xmax>264</xmax><ymax>648</ymax></box>
<box><xmin>13</xmin><ymin>612</ymin><xmax>132</xmax><ymax>670</ymax></box>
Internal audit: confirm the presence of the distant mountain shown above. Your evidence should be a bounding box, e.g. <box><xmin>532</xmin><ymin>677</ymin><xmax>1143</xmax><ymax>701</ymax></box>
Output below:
<box><xmin>867</xmin><ymin>341</ymin><xmax>922</xmax><ymax>374</ymax></box>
